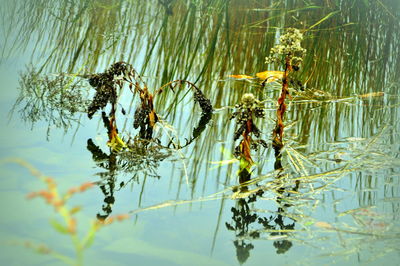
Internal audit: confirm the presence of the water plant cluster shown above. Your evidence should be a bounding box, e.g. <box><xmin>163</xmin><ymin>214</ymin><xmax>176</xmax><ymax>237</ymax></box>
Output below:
<box><xmin>267</xmin><ymin>28</ymin><xmax>306</xmax><ymax>151</ymax></box>
<box><xmin>5</xmin><ymin>0</ymin><xmax>400</xmax><ymax>262</ymax></box>
<box><xmin>86</xmin><ymin>62</ymin><xmax>213</xmax><ymax>148</ymax></box>
<box><xmin>12</xmin><ymin>68</ymin><xmax>90</xmax><ymax>137</ymax></box>
<box><xmin>231</xmin><ymin>93</ymin><xmax>268</xmax><ymax>167</ymax></box>
<box><xmin>10</xmin><ymin>26</ymin><xmax>308</xmax><ymax>260</ymax></box>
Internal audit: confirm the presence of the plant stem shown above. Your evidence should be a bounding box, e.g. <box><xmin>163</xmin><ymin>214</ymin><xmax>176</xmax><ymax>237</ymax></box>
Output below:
<box><xmin>273</xmin><ymin>56</ymin><xmax>291</xmax><ymax>149</ymax></box>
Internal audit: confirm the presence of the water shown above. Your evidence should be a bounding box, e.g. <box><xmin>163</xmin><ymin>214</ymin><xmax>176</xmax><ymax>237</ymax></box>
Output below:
<box><xmin>0</xmin><ymin>0</ymin><xmax>399</xmax><ymax>265</ymax></box>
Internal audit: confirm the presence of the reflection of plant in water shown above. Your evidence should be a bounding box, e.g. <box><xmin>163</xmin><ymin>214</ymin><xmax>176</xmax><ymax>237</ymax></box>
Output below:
<box><xmin>226</xmin><ymin>167</ymin><xmax>297</xmax><ymax>263</ymax></box>
<box><xmin>11</xmin><ymin>67</ymin><xmax>90</xmax><ymax>138</ymax></box>
<box><xmin>3</xmin><ymin>2</ymin><xmax>399</xmax><ymax>264</ymax></box>
<box><xmin>80</xmin><ymin>62</ymin><xmax>213</xmax><ymax>216</ymax></box>
<box><xmin>87</xmin><ymin>110</ymin><xmax>172</xmax><ymax>219</ymax></box>
<box><xmin>12</xmin><ymin>60</ymin><xmax>213</xmax><ymax>222</ymax></box>
<box><xmin>86</xmin><ymin>138</ymin><xmax>117</xmax><ymax>220</ymax></box>
<box><xmin>258</xmin><ymin>208</ymin><xmax>295</xmax><ymax>254</ymax></box>
<box><xmin>226</xmin><ymin>107</ymin><xmax>301</xmax><ymax>263</ymax></box>
<box><xmin>6</xmin><ymin>159</ymin><xmax>129</xmax><ymax>266</ymax></box>
<box><xmin>226</xmin><ymin>197</ymin><xmax>297</xmax><ymax>260</ymax></box>
<box><xmin>308</xmin><ymin>205</ymin><xmax>400</xmax><ymax>264</ymax></box>
<box><xmin>157</xmin><ymin>0</ymin><xmax>174</xmax><ymax>15</ymax></box>
<box><xmin>87</xmin><ymin>136</ymin><xmax>172</xmax><ymax>220</ymax></box>
<box><xmin>226</xmin><ymin>191</ymin><xmax>261</xmax><ymax>264</ymax></box>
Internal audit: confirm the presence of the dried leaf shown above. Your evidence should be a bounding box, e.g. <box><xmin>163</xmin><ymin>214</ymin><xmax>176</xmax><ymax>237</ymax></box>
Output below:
<box><xmin>107</xmin><ymin>133</ymin><xmax>127</xmax><ymax>152</ymax></box>
<box><xmin>70</xmin><ymin>206</ymin><xmax>82</xmax><ymax>215</ymax></box>
<box><xmin>228</xmin><ymin>74</ymin><xmax>254</xmax><ymax>79</ymax></box>
<box><xmin>357</xmin><ymin>92</ymin><xmax>384</xmax><ymax>98</ymax></box>
<box><xmin>148</xmin><ymin>110</ymin><xmax>158</xmax><ymax>127</ymax></box>
<box><xmin>256</xmin><ymin>70</ymin><xmax>284</xmax><ymax>83</ymax></box>
<box><xmin>315</xmin><ymin>221</ymin><xmax>334</xmax><ymax>229</ymax></box>
<box><xmin>240</xmin><ymin>134</ymin><xmax>253</xmax><ymax>166</ymax></box>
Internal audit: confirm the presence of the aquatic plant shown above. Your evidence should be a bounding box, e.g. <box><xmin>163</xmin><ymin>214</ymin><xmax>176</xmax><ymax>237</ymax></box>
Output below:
<box><xmin>3</xmin><ymin>1</ymin><xmax>400</xmax><ymax>264</ymax></box>
<box><xmin>11</xmin><ymin>67</ymin><xmax>90</xmax><ymax>138</ymax></box>
<box><xmin>7</xmin><ymin>0</ymin><xmax>398</xmax><ymax>193</ymax></box>
<box><xmin>85</xmin><ymin>62</ymin><xmax>213</xmax><ymax>148</ymax></box>
<box><xmin>155</xmin><ymin>79</ymin><xmax>213</xmax><ymax>148</ymax></box>
<box><xmin>265</xmin><ymin>28</ymin><xmax>306</xmax><ymax>150</ymax></box>
<box><xmin>230</xmin><ymin>93</ymin><xmax>268</xmax><ymax>169</ymax></box>
<box><xmin>12</xmin><ymin>61</ymin><xmax>213</xmax><ymax>151</ymax></box>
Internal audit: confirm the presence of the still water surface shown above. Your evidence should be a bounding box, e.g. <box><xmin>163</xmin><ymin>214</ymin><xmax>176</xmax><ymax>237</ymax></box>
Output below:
<box><xmin>0</xmin><ymin>0</ymin><xmax>400</xmax><ymax>265</ymax></box>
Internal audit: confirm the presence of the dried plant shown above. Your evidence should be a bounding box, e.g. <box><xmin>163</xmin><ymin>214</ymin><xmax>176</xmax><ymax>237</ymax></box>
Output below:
<box><xmin>11</xmin><ymin>67</ymin><xmax>90</xmax><ymax>138</ymax></box>
<box><xmin>155</xmin><ymin>80</ymin><xmax>213</xmax><ymax>148</ymax></box>
<box><xmin>265</xmin><ymin>28</ymin><xmax>306</xmax><ymax>150</ymax></box>
<box><xmin>230</xmin><ymin>93</ymin><xmax>268</xmax><ymax>169</ymax></box>
<box><xmin>86</xmin><ymin>62</ymin><xmax>213</xmax><ymax>148</ymax></box>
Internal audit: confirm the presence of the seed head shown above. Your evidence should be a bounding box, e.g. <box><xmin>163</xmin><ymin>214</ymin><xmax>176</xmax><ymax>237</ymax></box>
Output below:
<box><xmin>241</xmin><ymin>93</ymin><xmax>256</xmax><ymax>107</ymax></box>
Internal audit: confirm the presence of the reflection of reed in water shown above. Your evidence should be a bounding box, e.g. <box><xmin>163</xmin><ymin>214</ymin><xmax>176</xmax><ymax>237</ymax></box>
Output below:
<box><xmin>3</xmin><ymin>0</ymin><xmax>398</xmax><ymax>96</ymax></box>
<box><xmin>4</xmin><ymin>0</ymin><xmax>400</xmax><ymax>217</ymax></box>
<box><xmin>4</xmin><ymin>0</ymin><xmax>399</xmax><ymax>194</ymax></box>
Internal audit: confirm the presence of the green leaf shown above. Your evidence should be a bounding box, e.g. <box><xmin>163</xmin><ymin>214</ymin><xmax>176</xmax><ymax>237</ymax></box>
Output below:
<box><xmin>303</xmin><ymin>220</ymin><xmax>315</xmax><ymax>226</ymax></box>
<box><xmin>82</xmin><ymin>224</ymin><xmax>98</xmax><ymax>249</ymax></box>
<box><xmin>82</xmin><ymin>233</ymin><xmax>96</xmax><ymax>249</ymax></box>
<box><xmin>50</xmin><ymin>219</ymin><xmax>69</xmax><ymax>234</ymax></box>
<box><xmin>307</xmin><ymin>10</ymin><xmax>341</xmax><ymax>31</ymax></box>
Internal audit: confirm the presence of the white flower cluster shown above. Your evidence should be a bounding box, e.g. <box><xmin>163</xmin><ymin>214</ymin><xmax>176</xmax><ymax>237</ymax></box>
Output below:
<box><xmin>265</xmin><ymin>28</ymin><xmax>306</xmax><ymax>65</ymax></box>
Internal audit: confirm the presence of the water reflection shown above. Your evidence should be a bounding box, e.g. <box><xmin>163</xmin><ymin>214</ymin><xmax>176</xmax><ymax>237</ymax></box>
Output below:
<box><xmin>87</xmin><ymin>134</ymin><xmax>176</xmax><ymax>219</ymax></box>
<box><xmin>2</xmin><ymin>0</ymin><xmax>400</xmax><ymax>265</ymax></box>
<box><xmin>226</xmin><ymin>121</ymin><xmax>301</xmax><ymax>263</ymax></box>
<box><xmin>7</xmin><ymin>0</ymin><xmax>400</xmax><ymax>184</ymax></box>
<box><xmin>10</xmin><ymin>67</ymin><xmax>90</xmax><ymax>137</ymax></box>
<box><xmin>3</xmin><ymin>0</ymin><xmax>399</xmax><ymax>94</ymax></box>
<box><xmin>226</xmin><ymin>190</ymin><xmax>297</xmax><ymax>262</ymax></box>
<box><xmin>87</xmin><ymin>138</ymin><xmax>117</xmax><ymax>220</ymax></box>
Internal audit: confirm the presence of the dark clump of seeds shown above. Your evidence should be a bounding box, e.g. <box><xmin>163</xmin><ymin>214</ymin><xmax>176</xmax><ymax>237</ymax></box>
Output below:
<box><xmin>133</xmin><ymin>105</ymin><xmax>154</xmax><ymax>140</ymax></box>
<box><xmin>231</xmin><ymin>94</ymin><xmax>265</xmax><ymax>141</ymax></box>
<box><xmin>87</xmin><ymin>62</ymin><xmax>133</xmax><ymax>119</ymax></box>
<box><xmin>193</xmin><ymin>87</ymin><xmax>213</xmax><ymax>114</ymax></box>
<box><xmin>86</xmin><ymin>63</ymin><xmax>214</xmax><ymax>144</ymax></box>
